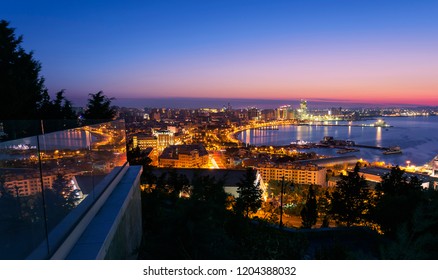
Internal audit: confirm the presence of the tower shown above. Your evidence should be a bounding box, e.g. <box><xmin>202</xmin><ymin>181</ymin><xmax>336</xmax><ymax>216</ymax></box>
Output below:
<box><xmin>298</xmin><ymin>100</ymin><xmax>308</xmax><ymax>120</ymax></box>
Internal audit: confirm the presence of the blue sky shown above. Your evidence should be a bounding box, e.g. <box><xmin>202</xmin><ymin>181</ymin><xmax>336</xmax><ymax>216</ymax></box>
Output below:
<box><xmin>2</xmin><ymin>0</ymin><xmax>438</xmax><ymax>106</ymax></box>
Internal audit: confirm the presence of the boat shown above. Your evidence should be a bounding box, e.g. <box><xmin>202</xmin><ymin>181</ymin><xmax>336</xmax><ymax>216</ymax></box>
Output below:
<box><xmin>383</xmin><ymin>146</ymin><xmax>402</xmax><ymax>155</ymax></box>
<box><xmin>290</xmin><ymin>139</ymin><xmax>308</xmax><ymax>145</ymax></box>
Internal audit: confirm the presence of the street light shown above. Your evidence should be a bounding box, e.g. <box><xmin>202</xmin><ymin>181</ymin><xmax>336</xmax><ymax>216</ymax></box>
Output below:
<box><xmin>279</xmin><ymin>176</ymin><xmax>294</xmax><ymax>229</ymax></box>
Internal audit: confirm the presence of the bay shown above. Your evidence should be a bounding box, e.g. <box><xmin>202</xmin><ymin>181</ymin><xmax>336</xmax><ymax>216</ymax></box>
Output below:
<box><xmin>237</xmin><ymin>116</ymin><xmax>438</xmax><ymax>166</ymax></box>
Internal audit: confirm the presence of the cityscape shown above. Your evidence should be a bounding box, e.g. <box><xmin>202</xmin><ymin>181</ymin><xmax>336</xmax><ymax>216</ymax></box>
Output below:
<box><xmin>2</xmin><ymin>0</ymin><xmax>438</xmax><ymax>268</ymax></box>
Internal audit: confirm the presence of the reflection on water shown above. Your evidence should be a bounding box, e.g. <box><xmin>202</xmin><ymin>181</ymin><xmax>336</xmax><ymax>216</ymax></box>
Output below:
<box><xmin>376</xmin><ymin>127</ymin><xmax>382</xmax><ymax>145</ymax></box>
<box><xmin>0</xmin><ymin>128</ymin><xmax>96</xmax><ymax>150</ymax></box>
<box><xmin>237</xmin><ymin>116</ymin><xmax>438</xmax><ymax>166</ymax></box>
<box><xmin>40</xmin><ymin>129</ymin><xmax>94</xmax><ymax>150</ymax></box>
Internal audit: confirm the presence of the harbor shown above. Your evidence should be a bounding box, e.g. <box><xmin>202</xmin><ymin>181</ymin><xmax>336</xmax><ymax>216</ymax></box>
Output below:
<box><xmin>237</xmin><ymin>116</ymin><xmax>438</xmax><ymax>166</ymax></box>
<box><xmin>290</xmin><ymin>136</ymin><xmax>401</xmax><ymax>155</ymax></box>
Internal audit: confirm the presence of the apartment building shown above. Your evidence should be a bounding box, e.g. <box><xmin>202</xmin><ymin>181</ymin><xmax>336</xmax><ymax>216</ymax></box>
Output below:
<box><xmin>257</xmin><ymin>163</ymin><xmax>327</xmax><ymax>186</ymax></box>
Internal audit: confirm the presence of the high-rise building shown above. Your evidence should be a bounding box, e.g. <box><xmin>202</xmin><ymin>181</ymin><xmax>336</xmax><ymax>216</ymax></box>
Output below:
<box><xmin>261</xmin><ymin>109</ymin><xmax>276</xmax><ymax>121</ymax></box>
<box><xmin>276</xmin><ymin>105</ymin><xmax>296</xmax><ymax>120</ymax></box>
<box><xmin>247</xmin><ymin>107</ymin><xmax>261</xmax><ymax>121</ymax></box>
<box><xmin>276</xmin><ymin>105</ymin><xmax>289</xmax><ymax>120</ymax></box>
<box><xmin>298</xmin><ymin>99</ymin><xmax>308</xmax><ymax>120</ymax></box>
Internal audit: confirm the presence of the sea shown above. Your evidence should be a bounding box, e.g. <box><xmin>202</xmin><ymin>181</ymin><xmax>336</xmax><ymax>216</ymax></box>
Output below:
<box><xmin>237</xmin><ymin>116</ymin><xmax>438</xmax><ymax>167</ymax></box>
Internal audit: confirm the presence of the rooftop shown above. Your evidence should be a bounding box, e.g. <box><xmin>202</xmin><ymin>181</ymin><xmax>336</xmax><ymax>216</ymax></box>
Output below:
<box><xmin>159</xmin><ymin>144</ymin><xmax>208</xmax><ymax>160</ymax></box>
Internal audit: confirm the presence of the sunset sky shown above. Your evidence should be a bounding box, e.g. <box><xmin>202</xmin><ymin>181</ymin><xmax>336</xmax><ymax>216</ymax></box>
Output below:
<box><xmin>2</xmin><ymin>0</ymin><xmax>438</xmax><ymax>106</ymax></box>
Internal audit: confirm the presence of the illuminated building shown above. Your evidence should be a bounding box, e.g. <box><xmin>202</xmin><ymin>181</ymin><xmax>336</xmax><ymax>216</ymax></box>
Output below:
<box><xmin>297</xmin><ymin>99</ymin><xmax>308</xmax><ymax>120</ymax></box>
<box><xmin>159</xmin><ymin>144</ymin><xmax>209</xmax><ymax>168</ymax></box>
<box><xmin>153</xmin><ymin>129</ymin><xmax>175</xmax><ymax>152</ymax></box>
<box><xmin>256</xmin><ymin>163</ymin><xmax>327</xmax><ymax>186</ymax></box>
<box><xmin>276</xmin><ymin>105</ymin><xmax>296</xmax><ymax>120</ymax></box>
<box><xmin>247</xmin><ymin>107</ymin><xmax>261</xmax><ymax>121</ymax></box>
<box><xmin>132</xmin><ymin>134</ymin><xmax>157</xmax><ymax>150</ymax></box>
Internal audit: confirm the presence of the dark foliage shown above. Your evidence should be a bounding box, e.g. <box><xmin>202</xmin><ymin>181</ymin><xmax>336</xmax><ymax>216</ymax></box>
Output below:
<box><xmin>318</xmin><ymin>190</ymin><xmax>331</xmax><ymax>228</ymax></box>
<box><xmin>38</xmin><ymin>90</ymin><xmax>77</xmax><ymax>120</ymax></box>
<box><xmin>0</xmin><ymin>20</ymin><xmax>77</xmax><ymax>138</ymax></box>
<box><xmin>83</xmin><ymin>91</ymin><xmax>116</xmax><ymax>121</ymax></box>
<box><xmin>138</xmin><ymin>169</ymin><xmax>308</xmax><ymax>260</ymax></box>
<box><xmin>372</xmin><ymin>166</ymin><xmax>424</xmax><ymax>236</ymax></box>
<box><xmin>330</xmin><ymin>163</ymin><xmax>370</xmax><ymax>227</ymax></box>
<box><xmin>127</xmin><ymin>147</ymin><xmax>156</xmax><ymax>185</ymax></box>
<box><xmin>235</xmin><ymin>168</ymin><xmax>262</xmax><ymax>218</ymax></box>
<box><xmin>301</xmin><ymin>185</ymin><xmax>317</xmax><ymax>228</ymax></box>
<box><xmin>0</xmin><ymin>20</ymin><xmax>45</xmax><ymax>120</ymax></box>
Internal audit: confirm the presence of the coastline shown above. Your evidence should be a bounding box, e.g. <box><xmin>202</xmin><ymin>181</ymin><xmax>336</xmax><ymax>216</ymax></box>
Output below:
<box><xmin>234</xmin><ymin>116</ymin><xmax>438</xmax><ymax>167</ymax></box>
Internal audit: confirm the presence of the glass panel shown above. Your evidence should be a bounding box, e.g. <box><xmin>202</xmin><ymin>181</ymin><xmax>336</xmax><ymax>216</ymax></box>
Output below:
<box><xmin>38</xmin><ymin>121</ymin><xmax>94</xmax><ymax>255</ymax></box>
<box><xmin>0</xmin><ymin>119</ymin><xmax>127</xmax><ymax>259</ymax></box>
<box><xmin>0</xmin><ymin>134</ymin><xmax>47</xmax><ymax>259</ymax></box>
<box><xmin>88</xmin><ymin>120</ymin><xmax>127</xmax><ymax>197</ymax></box>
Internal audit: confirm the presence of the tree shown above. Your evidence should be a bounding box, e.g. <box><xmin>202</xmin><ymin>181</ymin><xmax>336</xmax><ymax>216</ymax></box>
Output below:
<box><xmin>38</xmin><ymin>90</ymin><xmax>77</xmax><ymax>120</ymax></box>
<box><xmin>235</xmin><ymin>168</ymin><xmax>262</xmax><ymax>218</ymax></box>
<box><xmin>1</xmin><ymin>21</ymin><xmax>77</xmax><ymax>138</ymax></box>
<box><xmin>83</xmin><ymin>91</ymin><xmax>116</xmax><ymax>121</ymax></box>
<box><xmin>318</xmin><ymin>190</ymin><xmax>332</xmax><ymax>228</ymax></box>
<box><xmin>37</xmin><ymin>89</ymin><xmax>78</xmax><ymax>132</ymax></box>
<box><xmin>50</xmin><ymin>173</ymin><xmax>75</xmax><ymax>209</ymax></box>
<box><xmin>330</xmin><ymin>163</ymin><xmax>370</xmax><ymax>227</ymax></box>
<box><xmin>372</xmin><ymin>166</ymin><xmax>423</xmax><ymax>236</ymax></box>
<box><xmin>300</xmin><ymin>185</ymin><xmax>317</xmax><ymax>228</ymax></box>
<box><xmin>191</xmin><ymin>174</ymin><xmax>227</xmax><ymax>205</ymax></box>
<box><xmin>0</xmin><ymin>20</ymin><xmax>45</xmax><ymax>120</ymax></box>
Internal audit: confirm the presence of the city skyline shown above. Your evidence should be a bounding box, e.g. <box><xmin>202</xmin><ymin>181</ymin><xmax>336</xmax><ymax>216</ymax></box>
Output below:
<box><xmin>2</xmin><ymin>0</ymin><xmax>438</xmax><ymax>106</ymax></box>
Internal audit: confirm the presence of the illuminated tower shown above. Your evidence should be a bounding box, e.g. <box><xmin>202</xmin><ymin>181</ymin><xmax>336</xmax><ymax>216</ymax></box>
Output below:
<box><xmin>297</xmin><ymin>100</ymin><xmax>308</xmax><ymax>120</ymax></box>
<box><xmin>300</xmin><ymin>100</ymin><xmax>307</xmax><ymax>115</ymax></box>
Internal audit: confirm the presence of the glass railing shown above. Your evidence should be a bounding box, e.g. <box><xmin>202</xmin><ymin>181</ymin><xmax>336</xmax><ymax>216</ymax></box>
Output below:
<box><xmin>0</xmin><ymin>119</ymin><xmax>127</xmax><ymax>259</ymax></box>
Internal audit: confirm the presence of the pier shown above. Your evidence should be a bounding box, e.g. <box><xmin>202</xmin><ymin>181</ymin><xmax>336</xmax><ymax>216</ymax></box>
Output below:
<box><xmin>318</xmin><ymin>136</ymin><xmax>390</xmax><ymax>151</ymax></box>
<box><xmin>353</xmin><ymin>144</ymin><xmax>388</xmax><ymax>150</ymax></box>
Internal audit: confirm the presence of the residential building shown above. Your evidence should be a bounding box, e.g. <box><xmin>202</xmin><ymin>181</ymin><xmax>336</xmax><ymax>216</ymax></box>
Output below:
<box><xmin>257</xmin><ymin>163</ymin><xmax>327</xmax><ymax>186</ymax></box>
<box><xmin>132</xmin><ymin>134</ymin><xmax>157</xmax><ymax>150</ymax></box>
<box><xmin>159</xmin><ymin>144</ymin><xmax>209</xmax><ymax>168</ymax></box>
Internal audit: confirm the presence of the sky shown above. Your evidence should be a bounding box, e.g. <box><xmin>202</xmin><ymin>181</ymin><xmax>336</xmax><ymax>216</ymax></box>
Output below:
<box><xmin>2</xmin><ymin>0</ymin><xmax>438</xmax><ymax>107</ymax></box>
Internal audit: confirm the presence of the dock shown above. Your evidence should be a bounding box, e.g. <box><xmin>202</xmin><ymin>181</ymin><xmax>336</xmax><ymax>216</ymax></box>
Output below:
<box><xmin>353</xmin><ymin>144</ymin><xmax>388</xmax><ymax>150</ymax></box>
